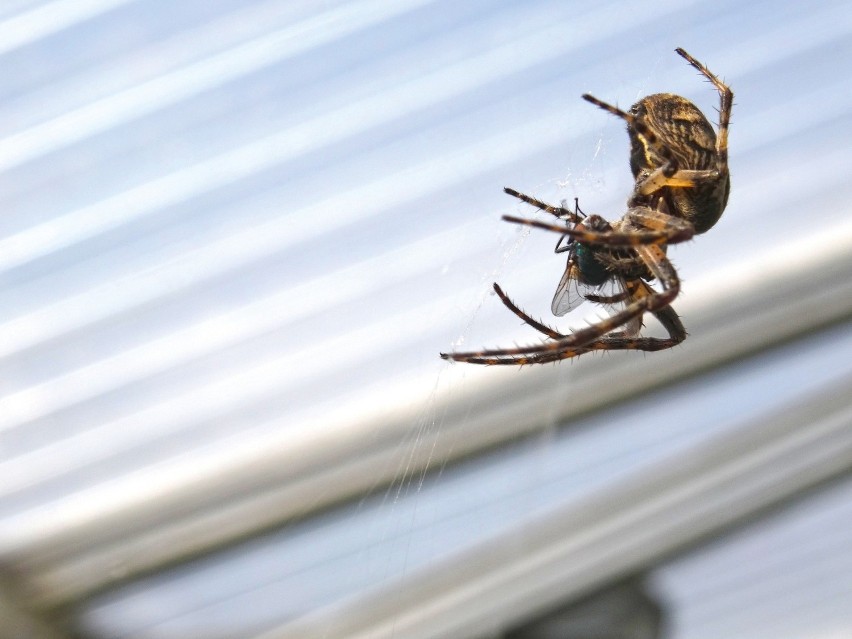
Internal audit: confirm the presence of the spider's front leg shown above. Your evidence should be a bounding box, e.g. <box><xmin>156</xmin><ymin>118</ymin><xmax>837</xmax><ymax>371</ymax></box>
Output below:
<box><xmin>583</xmin><ymin>93</ymin><xmax>721</xmax><ymax>197</ymax></box>
<box><xmin>503</xmin><ymin>187</ymin><xmax>584</xmax><ymax>224</ymax></box>
<box><xmin>502</xmin><ymin>204</ymin><xmax>694</xmax><ymax>248</ymax></box>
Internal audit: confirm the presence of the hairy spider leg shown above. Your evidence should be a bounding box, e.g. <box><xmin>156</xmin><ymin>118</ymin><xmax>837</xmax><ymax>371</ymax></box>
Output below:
<box><xmin>497</xmin><ymin>279</ymin><xmax>662</xmax><ymax>336</ymax></box>
<box><xmin>501</xmin><ymin>208</ymin><xmax>693</xmax><ymax>247</ymax></box>
<box><xmin>503</xmin><ymin>187</ymin><xmax>584</xmax><ymax>224</ymax></box>
<box><xmin>581</xmin><ymin>94</ymin><xmax>697</xmax><ymax>197</ymax></box>
<box><xmin>675</xmin><ymin>47</ymin><xmax>732</xmax><ymax>169</ymax></box>
<box><xmin>440</xmin><ymin>243</ymin><xmax>681</xmax><ymax>365</ymax></box>
<box><xmin>493</xmin><ymin>283</ymin><xmax>564</xmax><ymax>340</ymax></box>
<box><xmin>441</xmin><ymin>278</ymin><xmax>685</xmax><ymax>365</ymax></box>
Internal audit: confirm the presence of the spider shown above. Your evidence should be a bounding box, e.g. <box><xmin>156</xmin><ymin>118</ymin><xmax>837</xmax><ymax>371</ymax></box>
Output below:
<box><xmin>441</xmin><ymin>48</ymin><xmax>732</xmax><ymax>365</ymax></box>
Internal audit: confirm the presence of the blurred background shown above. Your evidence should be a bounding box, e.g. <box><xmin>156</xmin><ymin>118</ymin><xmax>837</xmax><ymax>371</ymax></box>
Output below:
<box><xmin>0</xmin><ymin>1</ymin><xmax>850</xmax><ymax>637</ymax></box>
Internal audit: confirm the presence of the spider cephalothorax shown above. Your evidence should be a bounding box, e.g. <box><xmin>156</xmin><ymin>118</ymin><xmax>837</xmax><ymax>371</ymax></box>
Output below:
<box><xmin>441</xmin><ymin>48</ymin><xmax>732</xmax><ymax>365</ymax></box>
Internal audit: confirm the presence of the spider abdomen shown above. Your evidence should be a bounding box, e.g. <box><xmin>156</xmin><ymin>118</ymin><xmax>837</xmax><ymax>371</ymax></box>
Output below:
<box><xmin>629</xmin><ymin>93</ymin><xmax>730</xmax><ymax>234</ymax></box>
<box><xmin>669</xmin><ymin>177</ymin><xmax>729</xmax><ymax>234</ymax></box>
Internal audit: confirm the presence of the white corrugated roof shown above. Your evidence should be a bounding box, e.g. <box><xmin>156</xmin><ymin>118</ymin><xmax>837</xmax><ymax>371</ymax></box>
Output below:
<box><xmin>0</xmin><ymin>1</ymin><xmax>850</xmax><ymax>637</ymax></box>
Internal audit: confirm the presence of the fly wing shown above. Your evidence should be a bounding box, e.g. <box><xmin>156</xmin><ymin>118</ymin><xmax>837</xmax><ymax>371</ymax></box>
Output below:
<box><xmin>619</xmin><ymin>286</ymin><xmax>644</xmax><ymax>337</ymax></box>
<box><xmin>584</xmin><ymin>276</ymin><xmax>644</xmax><ymax>337</ymax></box>
<box><xmin>552</xmin><ymin>258</ymin><xmax>645</xmax><ymax>337</ymax></box>
<box><xmin>551</xmin><ymin>260</ymin><xmax>587</xmax><ymax>316</ymax></box>
<box><xmin>618</xmin><ymin>279</ymin><xmax>652</xmax><ymax>336</ymax></box>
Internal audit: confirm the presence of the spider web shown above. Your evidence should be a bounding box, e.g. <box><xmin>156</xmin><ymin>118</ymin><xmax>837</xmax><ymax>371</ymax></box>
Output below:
<box><xmin>334</xmin><ymin>49</ymin><xmax>671</xmax><ymax>634</ymax></box>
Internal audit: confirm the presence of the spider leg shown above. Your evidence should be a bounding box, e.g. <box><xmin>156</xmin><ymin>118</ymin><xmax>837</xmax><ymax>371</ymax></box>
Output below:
<box><xmin>582</xmin><ymin>95</ymin><xmax>679</xmax><ymax>173</ymax></box>
<box><xmin>633</xmin><ymin>167</ymin><xmax>726</xmax><ymax>198</ymax></box>
<box><xmin>440</xmin><ymin>300</ymin><xmax>685</xmax><ymax>365</ymax></box>
<box><xmin>441</xmin><ymin>246</ymin><xmax>681</xmax><ymax>365</ymax></box>
<box><xmin>592</xmin><ymin>251</ymin><xmax>645</xmax><ymax>272</ymax></box>
<box><xmin>675</xmin><ymin>47</ymin><xmax>732</xmax><ymax>170</ymax></box>
<box><xmin>504</xmin><ymin>304</ymin><xmax>685</xmax><ymax>364</ymax></box>
<box><xmin>581</xmin><ymin>93</ymin><xmax>630</xmax><ymax>120</ymax></box>
<box><xmin>502</xmin><ymin>216</ymin><xmax>574</xmax><ymax>235</ymax></box>
<box><xmin>617</xmin><ymin>206</ymin><xmax>694</xmax><ymax>244</ymax></box>
<box><xmin>584</xmin><ymin>291</ymin><xmax>629</xmax><ymax>304</ymax></box>
<box><xmin>503</xmin><ymin>187</ymin><xmax>583</xmax><ymax>223</ymax></box>
<box><xmin>583</xmin><ymin>93</ymin><xmax>686</xmax><ymax>192</ymax></box>
<box><xmin>503</xmin><ymin>205</ymin><xmax>695</xmax><ymax>247</ymax></box>
<box><xmin>493</xmin><ymin>283</ymin><xmax>566</xmax><ymax>339</ymax></box>
<box><xmin>633</xmin><ymin>243</ymin><xmax>680</xmax><ymax>311</ymax></box>
<box><xmin>652</xmin><ymin>299</ymin><xmax>687</xmax><ymax>345</ymax></box>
